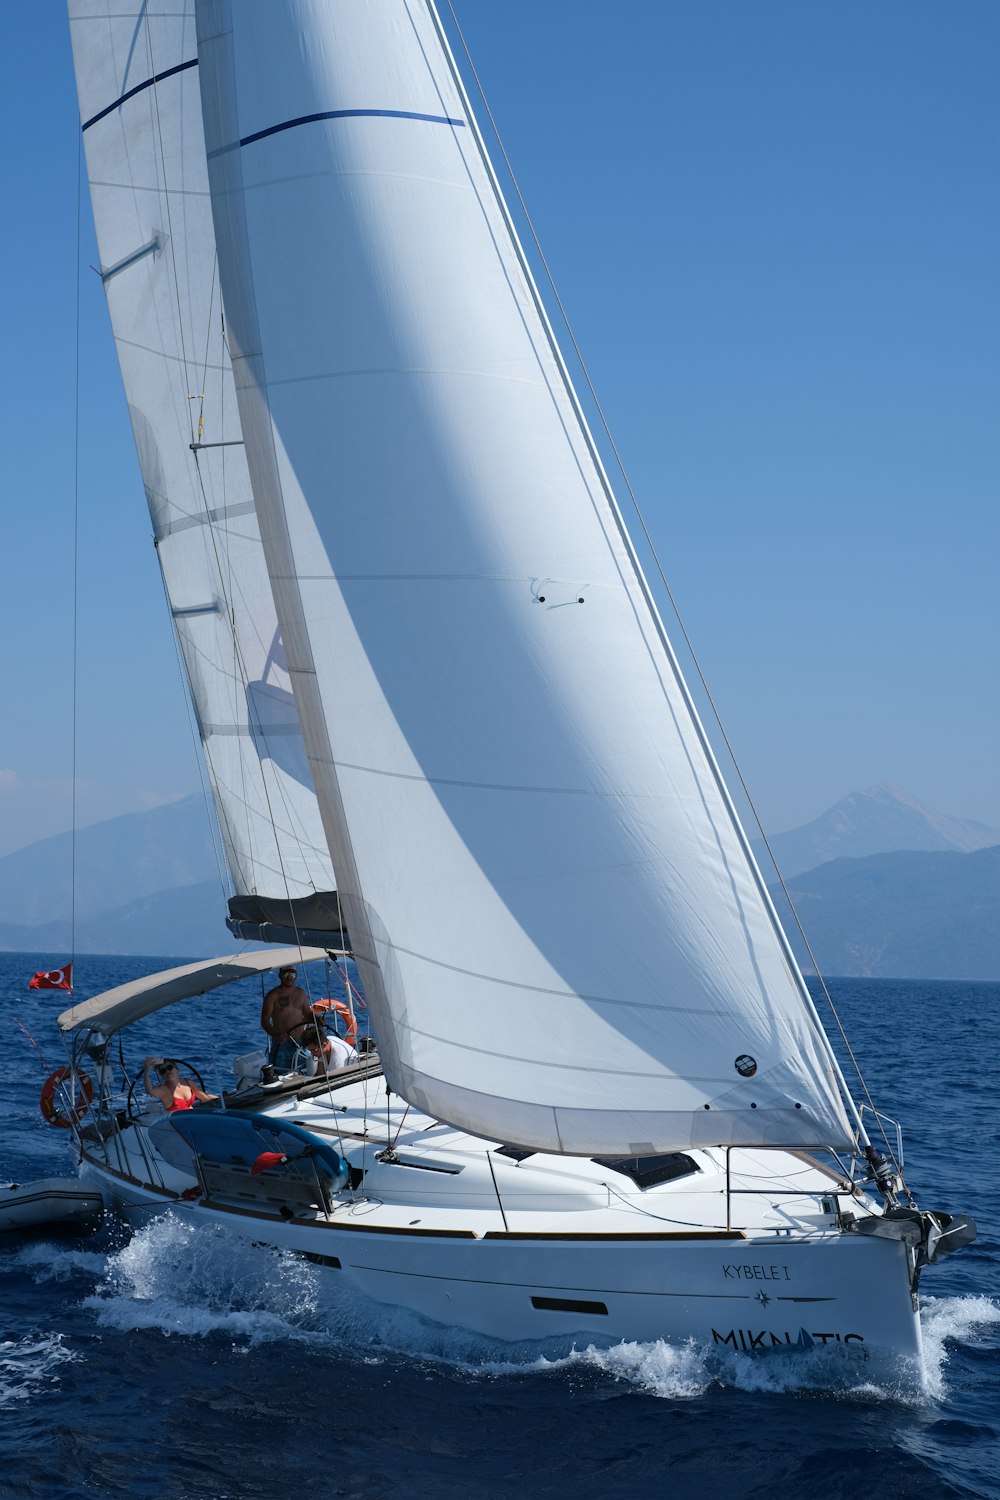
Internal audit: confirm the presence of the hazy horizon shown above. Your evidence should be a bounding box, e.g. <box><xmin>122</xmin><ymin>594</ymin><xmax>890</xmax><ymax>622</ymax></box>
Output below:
<box><xmin>1</xmin><ymin>778</ymin><xmax>996</xmax><ymax>868</ymax></box>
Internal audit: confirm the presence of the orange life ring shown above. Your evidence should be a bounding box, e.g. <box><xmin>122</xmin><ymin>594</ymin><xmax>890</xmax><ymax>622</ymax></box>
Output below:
<box><xmin>40</xmin><ymin>1067</ymin><xmax>94</xmax><ymax>1129</ymax></box>
<box><xmin>311</xmin><ymin>998</ymin><xmax>358</xmax><ymax>1046</ymax></box>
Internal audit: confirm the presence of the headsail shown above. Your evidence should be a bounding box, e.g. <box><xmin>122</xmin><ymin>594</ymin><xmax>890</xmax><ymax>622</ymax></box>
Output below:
<box><xmin>68</xmin><ymin>0</ymin><xmax>340</xmax><ymax>944</ymax></box>
<box><xmin>193</xmin><ymin>0</ymin><xmax>855</xmax><ymax>1155</ymax></box>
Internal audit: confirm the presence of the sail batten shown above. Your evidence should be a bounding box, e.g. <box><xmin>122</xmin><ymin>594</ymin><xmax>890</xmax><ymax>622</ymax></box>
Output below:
<box><xmin>69</xmin><ymin>0</ymin><xmax>337</xmax><ymax>929</ymax></box>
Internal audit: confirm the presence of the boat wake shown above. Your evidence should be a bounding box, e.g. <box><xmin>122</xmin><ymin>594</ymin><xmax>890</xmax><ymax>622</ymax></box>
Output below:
<box><xmin>18</xmin><ymin>1215</ymin><xmax>1000</xmax><ymax>1405</ymax></box>
<box><xmin>11</xmin><ymin>1237</ymin><xmax>110</xmax><ymax>1283</ymax></box>
<box><xmin>539</xmin><ymin>1332</ymin><xmax>919</xmax><ymax>1403</ymax></box>
<box><xmin>0</xmin><ymin>1333</ymin><xmax>75</xmax><ymax>1408</ymax></box>
<box><xmin>917</xmin><ymin>1295</ymin><xmax>1000</xmax><ymax>1402</ymax></box>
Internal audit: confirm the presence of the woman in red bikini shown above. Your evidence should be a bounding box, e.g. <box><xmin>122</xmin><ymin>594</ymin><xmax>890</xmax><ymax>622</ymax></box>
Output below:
<box><xmin>144</xmin><ymin>1058</ymin><xmax>216</xmax><ymax>1112</ymax></box>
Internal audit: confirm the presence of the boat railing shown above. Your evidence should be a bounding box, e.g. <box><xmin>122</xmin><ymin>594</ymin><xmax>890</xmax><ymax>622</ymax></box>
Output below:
<box><xmin>721</xmin><ymin>1104</ymin><xmax>907</xmax><ymax>1227</ymax></box>
<box><xmin>722</xmin><ymin>1145</ymin><xmax>864</xmax><ymax>1232</ymax></box>
<box><xmin>857</xmin><ymin>1105</ymin><xmax>905</xmax><ymax>1174</ymax></box>
<box><xmin>67</xmin><ymin>1034</ymin><xmax>174</xmax><ymax>1193</ymax></box>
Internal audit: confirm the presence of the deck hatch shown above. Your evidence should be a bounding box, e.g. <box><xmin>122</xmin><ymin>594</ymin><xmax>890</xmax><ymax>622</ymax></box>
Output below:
<box><xmin>591</xmin><ymin>1153</ymin><xmax>699</xmax><ymax>1190</ymax></box>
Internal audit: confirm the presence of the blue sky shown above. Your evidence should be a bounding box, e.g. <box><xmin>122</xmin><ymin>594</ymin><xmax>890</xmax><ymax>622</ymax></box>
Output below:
<box><xmin>0</xmin><ymin>1</ymin><xmax>997</xmax><ymax>860</ymax></box>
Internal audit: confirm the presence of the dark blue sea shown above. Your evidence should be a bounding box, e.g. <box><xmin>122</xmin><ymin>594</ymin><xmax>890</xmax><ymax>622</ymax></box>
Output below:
<box><xmin>1</xmin><ymin>954</ymin><xmax>996</xmax><ymax>1499</ymax></box>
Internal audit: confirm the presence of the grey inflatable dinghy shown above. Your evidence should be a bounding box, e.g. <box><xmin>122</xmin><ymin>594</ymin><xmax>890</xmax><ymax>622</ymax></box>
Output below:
<box><xmin>0</xmin><ymin>1178</ymin><xmax>103</xmax><ymax>1232</ymax></box>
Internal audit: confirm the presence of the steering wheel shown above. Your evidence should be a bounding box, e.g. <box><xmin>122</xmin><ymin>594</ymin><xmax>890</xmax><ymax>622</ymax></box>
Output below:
<box><xmin>125</xmin><ymin>1058</ymin><xmax>208</xmax><ymax>1120</ymax></box>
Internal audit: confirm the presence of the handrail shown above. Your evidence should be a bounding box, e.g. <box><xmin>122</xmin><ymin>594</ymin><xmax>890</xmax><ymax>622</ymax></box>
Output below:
<box><xmin>723</xmin><ymin>1145</ymin><xmax>859</xmax><ymax>1231</ymax></box>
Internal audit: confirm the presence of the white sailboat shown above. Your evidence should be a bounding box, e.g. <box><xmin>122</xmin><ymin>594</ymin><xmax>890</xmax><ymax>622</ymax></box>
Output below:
<box><xmin>53</xmin><ymin>0</ymin><xmax>974</xmax><ymax>1369</ymax></box>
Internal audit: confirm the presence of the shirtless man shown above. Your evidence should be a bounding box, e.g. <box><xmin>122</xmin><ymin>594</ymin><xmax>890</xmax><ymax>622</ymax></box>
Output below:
<box><xmin>260</xmin><ymin>966</ymin><xmax>314</xmax><ymax>1071</ymax></box>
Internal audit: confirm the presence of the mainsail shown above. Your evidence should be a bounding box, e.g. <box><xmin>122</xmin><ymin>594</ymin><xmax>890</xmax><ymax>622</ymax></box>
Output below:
<box><xmin>69</xmin><ymin>0</ymin><xmax>340</xmax><ymax>943</ymax></box>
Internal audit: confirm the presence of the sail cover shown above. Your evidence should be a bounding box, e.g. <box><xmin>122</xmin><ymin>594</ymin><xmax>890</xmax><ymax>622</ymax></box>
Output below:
<box><xmin>195</xmin><ymin>0</ymin><xmax>855</xmax><ymax>1154</ymax></box>
<box><xmin>69</xmin><ymin>1</ymin><xmax>339</xmax><ymax>937</ymax></box>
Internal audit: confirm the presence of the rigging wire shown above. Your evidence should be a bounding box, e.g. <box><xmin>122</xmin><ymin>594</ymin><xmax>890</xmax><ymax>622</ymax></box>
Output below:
<box><xmin>71</xmin><ymin>124</ymin><xmax>82</xmax><ymax>970</ymax></box>
<box><xmin>443</xmin><ymin>2</ymin><xmax>900</xmax><ymax>1175</ymax></box>
<box><xmin>390</xmin><ymin>1104</ymin><xmax>411</xmax><ymax>1153</ymax></box>
<box><xmin>14</xmin><ymin>1017</ymin><xmax>49</xmax><ymax>1074</ymax></box>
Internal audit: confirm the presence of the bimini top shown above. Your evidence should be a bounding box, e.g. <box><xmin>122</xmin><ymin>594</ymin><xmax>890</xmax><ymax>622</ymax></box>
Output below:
<box><xmin>57</xmin><ymin>947</ymin><xmax>333</xmax><ymax>1036</ymax></box>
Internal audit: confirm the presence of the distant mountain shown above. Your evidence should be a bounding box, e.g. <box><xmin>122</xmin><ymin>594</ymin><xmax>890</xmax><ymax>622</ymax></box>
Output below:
<box><xmin>0</xmin><ymin>795</ymin><xmax>217</xmax><ymax>926</ymax></box>
<box><xmin>770</xmin><ymin>844</ymin><xmax>1000</xmax><ymax>980</ymax></box>
<box><xmin>753</xmin><ymin>784</ymin><xmax>1000</xmax><ymax>880</ymax></box>
<box><xmin>0</xmin><ymin>879</ymin><xmax>232</xmax><ymax>959</ymax></box>
<box><xmin>2</xmin><ymin>782</ymin><xmax>998</xmax><ymax>976</ymax></box>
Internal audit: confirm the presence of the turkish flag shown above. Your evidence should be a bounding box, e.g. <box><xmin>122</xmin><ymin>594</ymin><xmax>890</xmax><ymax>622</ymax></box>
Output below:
<box><xmin>28</xmin><ymin>963</ymin><xmax>73</xmax><ymax>992</ymax></box>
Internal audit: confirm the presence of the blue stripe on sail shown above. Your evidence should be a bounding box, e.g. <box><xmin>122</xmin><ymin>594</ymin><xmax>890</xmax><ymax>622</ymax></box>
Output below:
<box><xmin>82</xmin><ymin>58</ymin><xmax>199</xmax><ymax>132</ymax></box>
<box><xmin>222</xmin><ymin>108</ymin><xmax>466</xmax><ymax>153</ymax></box>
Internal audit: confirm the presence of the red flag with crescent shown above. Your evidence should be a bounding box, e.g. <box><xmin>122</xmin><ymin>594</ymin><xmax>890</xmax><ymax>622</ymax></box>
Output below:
<box><xmin>28</xmin><ymin>963</ymin><xmax>73</xmax><ymax>992</ymax></box>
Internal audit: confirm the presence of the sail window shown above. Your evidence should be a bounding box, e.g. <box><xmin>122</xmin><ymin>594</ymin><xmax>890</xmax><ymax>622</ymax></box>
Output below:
<box><xmin>592</xmin><ymin>1154</ymin><xmax>699</xmax><ymax>1190</ymax></box>
<box><xmin>298</xmin><ymin>1251</ymin><xmax>342</xmax><ymax>1270</ymax></box>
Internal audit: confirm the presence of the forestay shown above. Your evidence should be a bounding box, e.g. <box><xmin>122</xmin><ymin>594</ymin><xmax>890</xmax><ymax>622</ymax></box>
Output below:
<box><xmin>69</xmin><ymin>0</ymin><xmax>337</xmax><ymax>931</ymax></box>
<box><xmin>196</xmin><ymin>0</ymin><xmax>855</xmax><ymax>1154</ymax></box>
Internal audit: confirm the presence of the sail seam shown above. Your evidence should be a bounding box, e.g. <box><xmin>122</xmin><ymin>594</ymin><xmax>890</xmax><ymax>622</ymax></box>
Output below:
<box><xmin>379</xmin><ymin>945</ymin><xmax>767</xmax><ymax>1018</ymax></box>
<box><xmin>85</xmin><ymin>179</ymin><xmax>211</xmax><ymax>198</ymax></box>
<box><xmin>408</xmin><ymin>1046</ymin><xmax>773</xmax><ymax>1081</ymax></box>
<box><xmin>256</xmin><ymin>368</ymin><xmax>546</xmax><ymax>389</ymax></box>
<box><xmin>277</xmin><ymin>572</ymin><xmax>579</xmax><ymax>583</ymax></box>
<box><xmin>113</xmin><ymin>335</ymin><xmax>229</xmax><ymax>369</ymax></box>
<box><xmin>154</xmin><ymin>500</ymin><xmax>257</xmax><ymax>540</ymax></box>
<box><xmin>321</xmin><ymin>758</ymin><xmax>698</xmax><ymax>800</ymax></box>
<box><xmin>201</xmin><ymin>722</ymin><xmax>307</xmax><ymax>737</ymax></box>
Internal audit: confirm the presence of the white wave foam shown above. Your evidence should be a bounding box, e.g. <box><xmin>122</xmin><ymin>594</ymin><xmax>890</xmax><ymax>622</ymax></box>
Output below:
<box><xmin>557</xmin><ymin>1296</ymin><xmax>1000</xmax><ymax>1404</ymax></box>
<box><xmin>918</xmin><ymin>1295</ymin><xmax>1000</xmax><ymax>1401</ymax></box>
<box><xmin>527</xmin><ymin>1335</ymin><xmax>914</xmax><ymax>1402</ymax></box>
<box><xmin>84</xmin><ymin>1212</ymin><xmax>336</xmax><ymax>1344</ymax></box>
<box><xmin>537</xmin><ymin>1338</ymin><xmax>713</xmax><ymax>1399</ymax></box>
<box><xmin>69</xmin><ymin>1214</ymin><xmax>1000</xmax><ymax>1405</ymax></box>
<box><xmin>0</xmin><ymin>1334</ymin><xmax>75</xmax><ymax>1408</ymax></box>
<box><xmin>76</xmin><ymin>1214</ymin><xmax>538</xmax><ymax>1360</ymax></box>
<box><xmin>12</xmin><ymin>1239</ymin><xmax>109</xmax><ymax>1282</ymax></box>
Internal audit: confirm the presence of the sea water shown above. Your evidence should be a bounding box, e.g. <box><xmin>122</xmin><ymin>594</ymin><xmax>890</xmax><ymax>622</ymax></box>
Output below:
<box><xmin>1</xmin><ymin>955</ymin><xmax>997</xmax><ymax>1499</ymax></box>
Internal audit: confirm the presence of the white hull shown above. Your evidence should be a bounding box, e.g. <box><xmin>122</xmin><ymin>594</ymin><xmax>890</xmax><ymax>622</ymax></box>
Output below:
<box><xmin>74</xmin><ymin>1071</ymin><xmax>923</xmax><ymax>1369</ymax></box>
